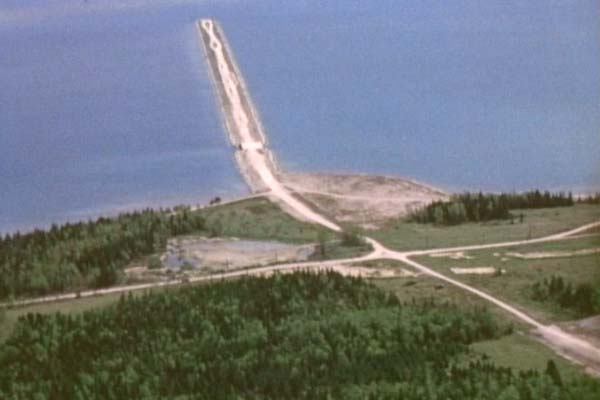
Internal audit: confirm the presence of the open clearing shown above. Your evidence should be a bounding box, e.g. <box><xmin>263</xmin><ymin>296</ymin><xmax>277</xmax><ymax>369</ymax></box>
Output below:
<box><xmin>470</xmin><ymin>333</ymin><xmax>585</xmax><ymax>380</ymax></box>
<box><xmin>370</xmin><ymin>204</ymin><xmax>600</xmax><ymax>251</ymax></box>
<box><xmin>163</xmin><ymin>236</ymin><xmax>314</xmax><ymax>271</ymax></box>
<box><xmin>281</xmin><ymin>171</ymin><xmax>446</xmax><ymax>228</ymax></box>
<box><xmin>197</xmin><ymin>196</ymin><xmax>334</xmax><ymax>244</ymax></box>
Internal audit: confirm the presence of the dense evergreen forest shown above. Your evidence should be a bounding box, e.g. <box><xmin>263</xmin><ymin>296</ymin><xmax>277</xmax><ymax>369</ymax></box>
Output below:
<box><xmin>0</xmin><ymin>208</ymin><xmax>207</xmax><ymax>300</ymax></box>
<box><xmin>410</xmin><ymin>191</ymin><xmax>576</xmax><ymax>225</ymax></box>
<box><xmin>531</xmin><ymin>276</ymin><xmax>600</xmax><ymax>317</ymax></box>
<box><xmin>1</xmin><ymin>272</ymin><xmax>598</xmax><ymax>399</ymax></box>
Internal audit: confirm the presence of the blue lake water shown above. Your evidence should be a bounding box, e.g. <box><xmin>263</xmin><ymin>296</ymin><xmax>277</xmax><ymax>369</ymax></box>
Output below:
<box><xmin>2</xmin><ymin>1</ymin><xmax>599</xmax><ymax>233</ymax></box>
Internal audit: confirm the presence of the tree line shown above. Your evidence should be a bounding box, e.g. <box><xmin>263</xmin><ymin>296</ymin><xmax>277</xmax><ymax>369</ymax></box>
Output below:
<box><xmin>1</xmin><ymin>271</ymin><xmax>598</xmax><ymax>399</ymax></box>
<box><xmin>577</xmin><ymin>193</ymin><xmax>600</xmax><ymax>204</ymax></box>
<box><xmin>531</xmin><ymin>275</ymin><xmax>600</xmax><ymax>317</ymax></box>
<box><xmin>409</xmin><ymin>190</ymin><xmax>576</xmax><ymax>225</ymax></box>
<box><xmin>0</xmin><ymin>208</ymin><xmax>207</xmax><ymax>300</ymax></box>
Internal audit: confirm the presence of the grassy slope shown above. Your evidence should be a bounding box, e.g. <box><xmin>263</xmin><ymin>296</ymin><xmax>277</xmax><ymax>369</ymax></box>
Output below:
<box><xmin>369</xmin><ymin>204</ymin><xmax>600</xmax><ymax>251</ymax></box>
<box><xmin>196</xmin><ymin>198</ymin><xmax>373</xmax><ymax>262</ymax></box>
<box><xmin>1</xmin><ymin>292</ymin><xmax>125</xmax><ymax>342</ymax></box>
<box><xmin>199</xmin><ymin>197</ymin><xmax>333</xmax><ymax>243</ymax></box>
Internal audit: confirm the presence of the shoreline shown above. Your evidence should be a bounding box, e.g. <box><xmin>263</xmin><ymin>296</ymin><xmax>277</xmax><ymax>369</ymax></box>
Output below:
<box><xmin>196</xmin><ymin>18</ymin><xmax>450</xmax><ymax>227</ymax></box>
<box><xmin>1</xmin><ymin>20</ymin><xmax>594</xmax><ymax>235</ymax></box>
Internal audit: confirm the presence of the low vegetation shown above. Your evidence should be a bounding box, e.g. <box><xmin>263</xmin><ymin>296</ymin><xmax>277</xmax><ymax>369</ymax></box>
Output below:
<box><xmin>1</xmin><ymin>272</ymin><xmax>598</xmax><ymax>399</ymax></box>
<box><xmin>531</xmin><ymin>276</ymin><xmax>600</xmax><ymax>318</ymax></box>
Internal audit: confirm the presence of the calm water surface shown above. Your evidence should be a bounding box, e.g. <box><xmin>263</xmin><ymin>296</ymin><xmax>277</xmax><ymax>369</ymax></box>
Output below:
<box><xmin>2</xmin><ymin>1</ymin><xmax>599</xmax><ymax>233</ymax></box>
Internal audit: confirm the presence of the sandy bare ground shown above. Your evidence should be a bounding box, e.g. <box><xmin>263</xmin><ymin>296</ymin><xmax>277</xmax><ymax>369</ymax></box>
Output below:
<box><xmin>430</xmin><ymin>251</ymin><xmax>474</xmax><ymax>260</ymax></box>
<box><xmin>281</xmin><ymin>171</ymin><xmax>447</xmax><ymax>228</ymax></box>
<box><xmin>450</xmin><ymin>267</ymin><xmax>496</xmax><ymax>275</ymax></box>
<box><xmin>505</xmin><ymin>247</ymin><xmax>600</xmax><ymax>260</ymax></box>
<box><xmin>164</xmin><ymin>236</ymin><xmax>314</xmax><ymax>271</ymax></box>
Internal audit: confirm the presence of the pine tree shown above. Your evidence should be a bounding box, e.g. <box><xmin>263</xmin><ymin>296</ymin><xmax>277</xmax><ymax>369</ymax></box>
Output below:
<box><xmin>545</xmin><ymin>360</ymin><xmax>563</xmax><ymax>387</ymax></box>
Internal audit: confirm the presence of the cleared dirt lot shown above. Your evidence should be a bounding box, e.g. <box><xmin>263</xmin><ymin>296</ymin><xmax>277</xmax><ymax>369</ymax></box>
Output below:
<box><xmin>281</xmin><ymin>172</ymin><xmax>447</xmax><ymax>228</ymax></box>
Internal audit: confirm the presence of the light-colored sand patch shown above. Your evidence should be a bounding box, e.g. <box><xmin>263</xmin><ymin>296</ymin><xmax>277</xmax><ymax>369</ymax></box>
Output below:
<box><xmin>430</xmin><ymin>251</ymin><xmax>474</xmax><ymax>260</ymax></box>
<box><xmin>123</xmin><ymin>266</ymin><xmax>166</xmax><ymax>284</ymax></box>
<box><xmin>505</xmin><ymin>247</ymin><xmax>600</xmax><ymax>260</ymax></box>
<box><xmin>281</xmin><ymin>172</ymin><xmax>447</xmax><ymax>228</ymax></box>
<box><xmin>450</xmin><ymin>267</ymin><xmax>497</xmax><ymax>275</ymax></box>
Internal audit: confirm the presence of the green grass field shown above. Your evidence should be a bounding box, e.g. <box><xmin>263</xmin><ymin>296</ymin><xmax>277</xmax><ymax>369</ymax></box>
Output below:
<box><xmin>413</xmin><ymin>235</ymin><xmax>600</xmax><ymax>323</ymax></box>
<box><xmin>196</xmin><ymin>197</ymin><xmax>374</xmax><ymax>260</ymax></box>
<box><xmin>0</xmin><ymin>292</ymin><xmax>125</xmax><ymax>342</ymax></box>
<box><xmin>198</xmin><ymin>197</ymin><xmax>336</xmax><ymax>243</ymax></box>
<box><xmin>369</xmin><ymin>204</ymin><xmax>600</xmax><ymax>251</ymax></box>
<box><xmin>469</xmin><ymin>333</ymin><xmax>584</xmax><ymax>380</ymax></box>
<box><xmin>0</xmin><ymin>282</ymin><xmax>208</xmax><ymax>343</ymax></box>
